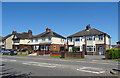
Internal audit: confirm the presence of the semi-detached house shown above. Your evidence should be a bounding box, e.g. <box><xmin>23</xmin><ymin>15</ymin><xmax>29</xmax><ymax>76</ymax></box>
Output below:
<box><xmin>67</xmin><ymin>24</ymin><xmax>111</xmax><ymax>55</ymax></box>
<box><xmin>28</xmin><ymin>28</ymin><xmax>66</xmax><ymax>54</ymax></box>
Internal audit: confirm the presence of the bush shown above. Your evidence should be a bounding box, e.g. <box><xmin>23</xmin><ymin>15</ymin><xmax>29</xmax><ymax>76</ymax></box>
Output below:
<box><xmin>106</xmin><ymin>48</ymin><xmax>120</xmax><ymax>59</ymax></box>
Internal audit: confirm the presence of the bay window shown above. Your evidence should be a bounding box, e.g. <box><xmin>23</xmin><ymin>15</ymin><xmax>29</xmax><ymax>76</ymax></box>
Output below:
<box><xmin>86</xmin><ymin>46</ymin><xmax>96</xmax><ymax>52</ymax></box>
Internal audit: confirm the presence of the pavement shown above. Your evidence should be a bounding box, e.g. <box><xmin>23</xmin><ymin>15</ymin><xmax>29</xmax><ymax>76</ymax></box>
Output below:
<box><xmin>0</xmin><ymin>55</ymin><xmax>119</xmax><ymax>77</ymax></box>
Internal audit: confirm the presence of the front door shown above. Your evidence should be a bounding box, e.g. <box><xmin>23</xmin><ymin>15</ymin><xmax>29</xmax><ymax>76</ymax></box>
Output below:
<box><xmin>99</xmin><ymin>47</ymin><xmax>104</xmax><ymax>55</ymax></box>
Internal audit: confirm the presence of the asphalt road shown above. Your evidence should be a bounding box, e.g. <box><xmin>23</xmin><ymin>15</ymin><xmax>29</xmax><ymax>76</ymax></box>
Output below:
<box><xmin>1</xmin><ymin>55</ymin><xmax>119</xmax><ymax>77</ymax></box>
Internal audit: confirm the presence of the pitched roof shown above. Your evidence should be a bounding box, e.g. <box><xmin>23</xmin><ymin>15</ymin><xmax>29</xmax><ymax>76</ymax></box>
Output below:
<box><xmin>14</xmin><ymin>32</ymin><xmax>31</xmax><ymax>39</ymax></box>
<box><xmin>33</xmin><ymin>29</ymin><xmax>66</xmax><ymax>39</ymax></box>
<box><xmin>67</xmin><ymin>25</ymin><xmax>110</xmax><ymax>38</ymax></box>
<box><xmin>2</xmin><ymin>34</ymin><xmax>13</xmax><ymax>41</ymax></box>
<box><xmin>12</xmin><ymin>30</ymin><xmax>33</xmax><ymax>39</ymax></box>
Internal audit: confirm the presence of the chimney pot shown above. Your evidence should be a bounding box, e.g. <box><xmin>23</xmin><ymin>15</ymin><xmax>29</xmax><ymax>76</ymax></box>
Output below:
<box><xmin>86</xmin><ymin>24</ymin><xmax>91</xmax><ymax>30</ymax></box>
<box><xmin>46</xmin><ymin>28</ymin><xmax>51</xmax><ymax>32</ymax></box>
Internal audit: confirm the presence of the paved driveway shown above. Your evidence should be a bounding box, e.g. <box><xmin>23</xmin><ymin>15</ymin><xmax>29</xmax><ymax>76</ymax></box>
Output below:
<box><xmin>85</xmin><ymin>55</ymin><xmax>105</xmax><ymax>60</ymax></box>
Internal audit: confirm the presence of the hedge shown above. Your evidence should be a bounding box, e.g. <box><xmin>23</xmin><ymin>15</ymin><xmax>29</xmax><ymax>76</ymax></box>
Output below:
<box><xmin>106</xmin><ymin>48</ymin><xmax>120</xmax><ymax>59</ymax></box>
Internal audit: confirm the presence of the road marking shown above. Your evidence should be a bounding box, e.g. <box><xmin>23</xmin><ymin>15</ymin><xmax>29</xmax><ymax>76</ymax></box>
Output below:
<box><xmin>77</xmin><ymin>67</ymin><xmax>105</xmax><ymax>74</ymax></box>
<box><xmin>2</xmin><ymin>56</ymin><xmax>119</xmax><ymax>65</ymax></box>
<box><xmin>9</xmin><ymin>60</ymin><xmax>17</xmax><ymax>62</ymax></box>
<box><xmin>22</xmin><ymin>62</ymin><xmax>56</xmax><ymax>68</ymax></box>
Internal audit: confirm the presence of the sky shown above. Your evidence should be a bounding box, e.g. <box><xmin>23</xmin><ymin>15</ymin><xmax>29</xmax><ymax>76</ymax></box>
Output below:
<box><xmin>2</xmin><ymin>2</ymin><xmax>118</xmax><ymax>45</ymax></box>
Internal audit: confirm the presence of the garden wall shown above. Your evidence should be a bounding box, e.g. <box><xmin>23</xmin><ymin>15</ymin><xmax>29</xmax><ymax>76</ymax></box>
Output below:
<box><xmin>50</xmin><ymin>52</ymin><xmax>84</xmax><ymax>58</ymax></box>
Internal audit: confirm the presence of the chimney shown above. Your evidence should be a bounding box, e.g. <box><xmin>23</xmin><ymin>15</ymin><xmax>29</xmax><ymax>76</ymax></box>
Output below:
<box><xmin>28</xmin><ymin>30</ymin><xmax>32</xmax><ymax>37</ymax></box>
<box><xmin>46</xmin><ymin>28</ymin><xmax>51</xmax><ymax>32</ymax></box>
<box><xmin>86</xmin><ymin>24</ymin><xmax>91</xmax><ymax>30</ymax></box>
<box><xmin>12</xmin><ymin>31</ymin><xmax>17</xmax><ymax>35</ymax></box>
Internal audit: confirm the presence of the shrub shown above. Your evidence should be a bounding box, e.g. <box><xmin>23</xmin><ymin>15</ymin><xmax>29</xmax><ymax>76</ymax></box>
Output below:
<box><xmin>72</xmin><ymin>47</ymin><xmax>77</xmax><ymax>53</ymax></box>
<box><xmin>106</xmin><ymin>48</ymin><xmax>120</xmax><ymax>59</ymax></box>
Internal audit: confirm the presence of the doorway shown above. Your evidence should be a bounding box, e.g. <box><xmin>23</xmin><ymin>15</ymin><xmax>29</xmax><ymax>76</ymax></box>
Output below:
<box><xmin>99</xmin><ymin>47</ymin><xmax>104</xmax><ymax>55</ymax></box>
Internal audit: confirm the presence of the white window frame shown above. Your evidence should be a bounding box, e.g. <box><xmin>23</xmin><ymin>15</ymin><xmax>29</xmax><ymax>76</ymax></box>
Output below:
<box><xmin>98</xmin><ymin>35</ymin><xmax>103</xmax><ymax>40</ymax></box>
<box><xmin>87</xmin><ymin>36</ymin><xmax>95</xmax><ymax>41</ymax></box>
<box><xmin>86</xmin><ymin>46</ymin><xmax>96</xmax><ymax>52</ymax></box>
<box><xmin>75</xmin><ymin>37</ymin><xmax>80</xmax><ymax>41</ymax></box>
<box><xmin>42</xmin><ymin>38</ymin><xmax>46</xmax><ymax>41</ymax></box>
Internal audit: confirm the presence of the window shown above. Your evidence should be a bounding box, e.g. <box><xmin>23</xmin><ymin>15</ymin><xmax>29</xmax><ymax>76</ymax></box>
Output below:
<box><xmin>34</xmin><ymin>38</ymin><xmax>38</xmax><ymax>42</ymax></box>
<box><xmin>41</xmin><ymin>45</ymin><xmax>45</xmax><ymax>50</ymax></box>
<box><xmin>75</xmin><ymin>37</ymin><xmax>80</xmax><ymax>41</ymax></box>
<box><xmin>98</xmin><ymin>36</ymin><xmax>103</xmax><ymax>40</ymax></box>
<box><xmin>76</xmin><ymin>47</ymin><xmax>80</xmax><ymax>52</ymax></box>
<box><xmin>87</xmin><ymin>36</ymin><xmax>95</xmax><ymax>41</ymax></box>
<box><xmin>14</xmin><ymin>39</ymin><xmax>20</xmax><ymax>43</ymax></box>
<box><xmin>48</xmin><ymin>37</ymin><xmax>51</xmax><ymax>41</ymax></box>
<box><xmin>54</xmin><ymin>46</ymin><xmax>56</xmax><ymax>50</ymax></box>
<box><xmin>86</xmin><ymin>46</ymin><xmax>96</xmax><ymax>52</ymax></box>
<box><xmin>42</xmin><ymin>38</ymin><xmax>45</xmax><ymax>41</ymax></box>
<box><xmin>68</xmin><ymin>38</ymin><xmax>72</xmax><ymax>42</ymax></box>
<box><xmin>31</xmin><ymin>39</ymin><xmax>33</xmax><ymax>42</ymax></box>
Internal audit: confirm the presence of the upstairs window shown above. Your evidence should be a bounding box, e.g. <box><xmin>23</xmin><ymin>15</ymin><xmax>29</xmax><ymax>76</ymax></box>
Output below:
<box><xmin>14</xmin><ymin>39</ymin><xmax>20</xmax><ymax>43</ymax></box>
<box><xmin>42</xmin><ymin>38</ymin><xmax>45</xmax><ymax>41</ymax></box>
<box><xmin>48</xmin><ymin>37</ymin><xmax>51</xmax><ymax>41</ymax></box>
<box><xmin>87</xmin><ymin>36</ymin><xmax>95</xmax><ymax>41</ymax></box>
<box><xmin>98</xmin><ymin>36</ymin><xmax>103</xmax><ymax>40</ymax></box>
<box><xmin>75</xmin><ymin>37</ymin><xmax>80</xmax><ymax>41</ymax></box>
<box><xmin>68</xmin><ymin>38</ymin><xmax>72</xmax><ymax>42</ymax></box>
<box><xmin>34</xmin><ymin>38</ymin><xmax>38</xmax><ymax>42</ymax></box>
<box><xmin>31</xmin><ymin>39</ymin><xmax>33</xmax><ymax>42</ymax></box>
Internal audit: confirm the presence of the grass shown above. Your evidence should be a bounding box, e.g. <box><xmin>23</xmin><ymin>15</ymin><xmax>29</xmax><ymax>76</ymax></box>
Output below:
<box><xmin>112</xmin><ymin>59</ymin><xmax>120</xmax><ymax>62</ymax></box>
<box><xmin>50</xmin><ymin>56</ymin><xmax>84</xmax><ymax>59</ymax></box>
<box><xmin>17</xmin><ymin>54</ymin><xmax>28</xmax><ymax>56</ymax></box>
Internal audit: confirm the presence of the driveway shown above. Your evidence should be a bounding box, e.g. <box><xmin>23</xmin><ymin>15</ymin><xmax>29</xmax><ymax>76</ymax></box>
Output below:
<box><xmin>85</xmin><ymin>55</ymin><xmax>105</xmax><ymax>60</ymax></box>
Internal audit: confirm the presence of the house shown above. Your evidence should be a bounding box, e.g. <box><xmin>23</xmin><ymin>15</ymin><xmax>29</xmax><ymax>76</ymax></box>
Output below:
<box><xmin>12</xmin><ymin>30</ymin><xmax>33</xmax><ymax>50</ymax></box>
<box><xmin>0</xmin><ymin>36</ymin><xmax>5</xmax><ymax>50</ymax></box>
<box><xmin>2</xmin><ymin>34</ymin><xmax>14</xmax><ymax>50</ymax></box>
<box><xmin>112</xmin><ymin>41</ymin><xmax>120</xmax><ymax>49</ymax></box>
<box><xmin>67</xmin><ymin>24</ymin><xmax>111</xmax><ymax>55</ymax></box>
<box><xmin>28</xmin><ymin>28</ymin><xmax>66</xmax><ymax>54</ymax></box>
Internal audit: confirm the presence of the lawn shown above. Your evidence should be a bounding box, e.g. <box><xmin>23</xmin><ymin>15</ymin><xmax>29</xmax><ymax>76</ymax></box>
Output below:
<box><xmin>50</xmin><ymin>56</ymin><xmax>84</xmax><ymax>59</ymax></box>
<box><xmin>112</xmin><ymin>59</ymin><xmax>120</xmax><ymax>62</ymax></box>
<box><xmin>17</xmin><ymin>54</ymin><xmax>28</xmax><ymax>56</ymax></box>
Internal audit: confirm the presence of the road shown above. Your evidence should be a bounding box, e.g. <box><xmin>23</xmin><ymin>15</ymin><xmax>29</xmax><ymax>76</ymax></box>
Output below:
<box><xmin>1</xmin><ymin>55</ymin><xmax>119</xmax><ymax>77</ymax></box>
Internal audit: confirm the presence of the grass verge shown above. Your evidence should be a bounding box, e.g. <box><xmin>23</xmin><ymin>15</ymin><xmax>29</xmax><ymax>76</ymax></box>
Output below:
<box><xmin>17</xmin><ymin>54</ymin><xmax>28</xmax><ymax>56</ymax></box>
<box><xmin>112</xmin><ymin>59</ymin><xmax>120</xmax><ymax>62</ymax></box>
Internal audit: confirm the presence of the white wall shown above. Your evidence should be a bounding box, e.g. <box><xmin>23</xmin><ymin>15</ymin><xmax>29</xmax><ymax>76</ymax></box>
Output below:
<box><xmin>5</xmin><ymin>35</ymin><xmax>14</xmax><ymax>49</ymax></box>
<box><xmin>30</xmin><ymin>37</ymin><xmax>66</xmax><ymax>45</ymax></box>
<box><xmin>19</xmin><ymin>39</ymin><xmax>31</xmax><ymax>44</ymax></box>
<box><xmin>106</xmin><ymin>36</ymin><xmax>110</xmax><ymax>45</ymax></box>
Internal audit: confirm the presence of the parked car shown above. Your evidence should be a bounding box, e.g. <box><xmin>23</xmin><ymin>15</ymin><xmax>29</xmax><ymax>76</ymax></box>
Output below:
<box><xmin>2</xmin><ymin>49</ymin><xmax>17</xmax><ymax>55</ymax></box>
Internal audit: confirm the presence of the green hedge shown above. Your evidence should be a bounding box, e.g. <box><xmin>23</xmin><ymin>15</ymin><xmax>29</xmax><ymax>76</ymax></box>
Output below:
<box><xmin>106</xmin><ymin>49</ymin><xmax>120</xmax><ymax>59</ymax></box>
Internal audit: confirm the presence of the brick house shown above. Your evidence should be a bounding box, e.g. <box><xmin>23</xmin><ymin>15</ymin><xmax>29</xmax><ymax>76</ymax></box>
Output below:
<box><xmin>67</xmin><ymin>24</ymin><xmax>111</xmax><ymax>55</ymax></box>
<box><xmin>28</xmin><ymin>28</ymin><xmax>66</xmax><ymax>54</ymax></box>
